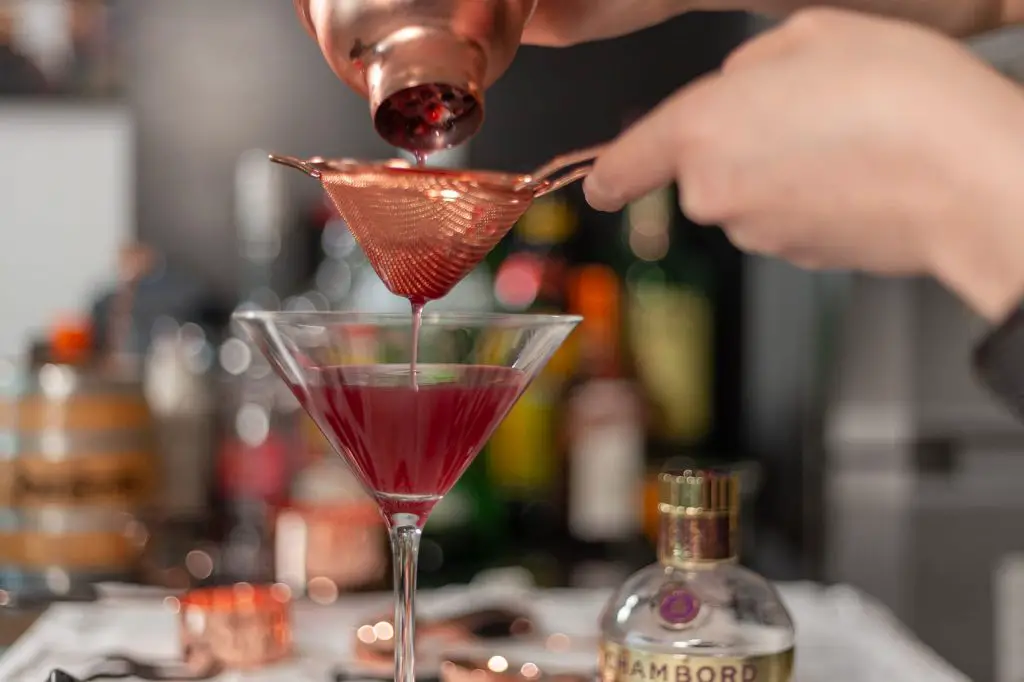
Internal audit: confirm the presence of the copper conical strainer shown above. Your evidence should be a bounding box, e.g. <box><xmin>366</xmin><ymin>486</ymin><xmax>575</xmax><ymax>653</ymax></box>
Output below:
<box><xmin>270</xmin><ymin>146</ymin><xmax>604</xmax><ymax>302</ymax></box>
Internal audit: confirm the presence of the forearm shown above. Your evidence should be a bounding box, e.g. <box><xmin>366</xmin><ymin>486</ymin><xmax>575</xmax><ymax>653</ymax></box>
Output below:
<box><xmin>696</xmin><ymin>0</ymin><xmax>1016</xmax><ymax>35</ymax></box>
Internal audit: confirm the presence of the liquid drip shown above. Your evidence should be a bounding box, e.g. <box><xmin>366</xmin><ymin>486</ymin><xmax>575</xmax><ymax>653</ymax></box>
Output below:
<box><xmin>410</xmin><ymin>299</ymin><xmax>424</xmax><ymax>390</ymax></box>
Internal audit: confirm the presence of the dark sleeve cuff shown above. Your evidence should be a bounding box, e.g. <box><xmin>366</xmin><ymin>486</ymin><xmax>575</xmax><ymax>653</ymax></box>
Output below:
<box><xmin>974</xmin><ymin>304</ymin><xmax>1024</xmax><ymax>420</ymax></box>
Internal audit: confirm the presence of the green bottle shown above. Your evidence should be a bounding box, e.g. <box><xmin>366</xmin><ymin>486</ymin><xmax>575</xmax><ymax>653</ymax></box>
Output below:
<box><xmin>622</xmin><ymin>185</ymin><xmax>718</xmax><ymax>458</ymax></box>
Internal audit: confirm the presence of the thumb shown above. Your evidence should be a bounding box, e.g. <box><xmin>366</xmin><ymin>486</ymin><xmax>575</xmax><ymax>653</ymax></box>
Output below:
<box><xmin>583</xmin><ymin>74</ymin><xmax>717</xmax><ymax>212</ymax></box>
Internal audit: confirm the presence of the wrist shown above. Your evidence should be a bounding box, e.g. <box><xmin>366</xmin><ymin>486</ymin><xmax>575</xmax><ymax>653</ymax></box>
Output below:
<box><xmin>925</xmin><ymin>78</ymin><xmax>1024</xmax><ymax>323</ymax></box>
<box><xmin>930</xmin><ymin>164</ymin><xmax>1024</xmax><ymax>324</ymax></box>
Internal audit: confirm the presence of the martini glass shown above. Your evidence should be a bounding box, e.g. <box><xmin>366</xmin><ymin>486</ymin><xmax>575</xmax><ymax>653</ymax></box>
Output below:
<box><xmin>234</xmin><ymin>310</ymin><xmax>580</xmax><ymax>682</ymax></box>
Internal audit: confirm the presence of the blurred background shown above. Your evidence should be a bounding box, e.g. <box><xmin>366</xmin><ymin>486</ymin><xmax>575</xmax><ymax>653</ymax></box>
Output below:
<box><xmin>0</xmin><ymin>1</ymin><xmax>1023</xmax><ymax>680</ymax></box>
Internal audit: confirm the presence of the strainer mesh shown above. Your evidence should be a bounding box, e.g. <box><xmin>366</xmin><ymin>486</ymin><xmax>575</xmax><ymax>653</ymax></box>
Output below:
<box><xmin>320</xmin><ymin>166</ymin><xmax>535</xmax><ymax>301</ymax></box>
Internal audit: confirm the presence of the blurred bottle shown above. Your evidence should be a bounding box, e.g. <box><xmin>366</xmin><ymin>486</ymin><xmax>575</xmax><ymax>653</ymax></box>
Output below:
<box><xmin>236</xmin><ymin>148</ymin><xmax>289</xmax><ymax>295</ymax></box>
<box><xmin>7</xmin><ymin>317</ymin><xmax>155</xmax><ymax>594</ymax></box>
<box><xmin>211</xmin><ymin>150</ymin><xmax>300</xmax><ymax>584</ymax></box>
<box><xmin>620</xmin><ymin>185</ymin><xmax>722</xmax><ymax>543</ymax></box>
<box><xmin>274</xmin><ymin>415</ymin><xmax>387</xmax><ymax>600</ymax></box>
<box><xmin>487</xmin><ymin>195</ymin><xmax>578</xmax><ymax>584</ymax></box>
<box><xmin>624</xmin><ymin>185</ymin><xmax>716</xmax><ymax>450</ymax></box>
<box><xmin>143</xmin><ymin>318</ymin><xmax>217</xmax><ymax>524</ymax></box>
<box><xmin>213</xmin><ymin>349</ymin><xmax>296</xmax><ymax>584</ymax></box>
<box><xmin>82</xmin><ymin>237</ymin><xmax>228</xmax><ymax>586</ymax></box>
<box><xmin>94</xmin><ymin>243</ymin><xmax>157</xmax><ymax>374</ymax></box>
<box><xmin>0</xmin><ymin>355</ymin><xmax>20</xmax><ymax>593</ymax></box>
<box><xmin>558</xmin><ymin>264</ymin><xmax>646</xmax><ymax>587</ymax></box>
<box><xmin>88</xmin><ymin>242</ymin><xmax>215</xmax><ymax>367</ymax></box>
<box><xmin>10</xmin><ymin>0</ymin><xmax>119</xmax><ymax>96</ymax></box>
<box><xmin>0</xmin><ymin>2</ymin><xmax>49</xmax><ymax>96</ymax></box>
<box><xmin>294</xmin><ymin>189</ymin><xmax>370</xmax><ymax>313</ymax></box>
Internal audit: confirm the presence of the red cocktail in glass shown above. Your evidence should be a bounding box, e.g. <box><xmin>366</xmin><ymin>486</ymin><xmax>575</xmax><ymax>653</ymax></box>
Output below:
<box><xmin>235</xmin><ymin>311</ymin><xmax>579</xmax><ymax>682</ymax></box>
<box><xmin>296</xmin><ymin>364</ymin><xmax>524</xmax><ymax>519</ymax></box>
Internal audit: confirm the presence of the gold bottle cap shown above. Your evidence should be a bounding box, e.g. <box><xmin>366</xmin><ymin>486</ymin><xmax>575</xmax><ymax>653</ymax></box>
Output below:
<box><xmin>657</xmin><ymin>470</ymin><xmax>740</xmax><ymax>564</ymax></box>
<box><xmin>658</xmin><ymin>469</ymin><xmax>739</xmax><ymax>516</ymax></box>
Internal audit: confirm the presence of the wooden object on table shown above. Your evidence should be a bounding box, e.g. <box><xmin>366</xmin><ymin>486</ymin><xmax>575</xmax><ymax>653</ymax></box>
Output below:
<box><xmin>0</xmin><ymin>338</ymin><xmax>157</xmax><ymax>589</ymax></box>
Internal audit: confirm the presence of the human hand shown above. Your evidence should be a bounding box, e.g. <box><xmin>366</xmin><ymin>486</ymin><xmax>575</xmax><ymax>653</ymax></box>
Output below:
<box><xmin>521</xmin><ymin>0</ymin><xmax>1013</xmax><ymax>46</ymax></box>
<box><xmin>582</xmin><ymin>9</ymin><xmax>1024</xmax><ymax>322</ymax></box>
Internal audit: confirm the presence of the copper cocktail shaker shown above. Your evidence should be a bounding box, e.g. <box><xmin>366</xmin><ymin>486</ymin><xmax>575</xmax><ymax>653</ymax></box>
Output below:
<box><xmin>293</xmin><ymin>0</ymin><xmax>538</xmax><ymax>152</ymax></box>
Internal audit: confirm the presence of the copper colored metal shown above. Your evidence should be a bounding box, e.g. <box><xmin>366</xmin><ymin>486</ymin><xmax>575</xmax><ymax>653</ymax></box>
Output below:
<box><xmin>293</xmin><ymin>0</ymin><xmax>538</xmax><ymax>151</ymax></box>
<box><xmin>269</xmin><ymin>145</ymin><xmax>604</xmax><ymax>301</ymax></box>
<box><xmin>177</xmin><ymin>584</ymin><xmax>293</xmax><ymax>670</ymax></box>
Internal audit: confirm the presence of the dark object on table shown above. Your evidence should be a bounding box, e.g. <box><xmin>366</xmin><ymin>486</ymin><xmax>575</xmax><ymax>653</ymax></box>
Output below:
<box><xmin>354</xmin><ymin>606</ymin><xmax>536</xmax><ymax>663</ymax></box>
<box><xmin>46</xmin><ymin>654</ymin><xmax>221</xmax><ymax>681</ymax></box>
<box><xmin>3</xmin><ymin>584</ymin><xmax>98</xmax><ymax>611</ymax></box>
<box><xmin>48</xmin><ymin>671</ymin><xmax>80</xmax><ymax>682</ymax></box>
<box><xmin>48</xmin><ymin>670</ymin><xmax>79</xmax><ymax>682</ymax></box>
<box><xmin>332</xmin><ymin>668</ymin><xmax>439</xmax><ymax>682</ymax></box>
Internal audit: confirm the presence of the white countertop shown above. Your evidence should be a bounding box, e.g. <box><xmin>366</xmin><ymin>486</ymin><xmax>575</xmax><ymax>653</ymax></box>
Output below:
<box><xmin>0</xmin><ymin>580</ymin><xmax>970</xmax><ymax>682</ymax></box>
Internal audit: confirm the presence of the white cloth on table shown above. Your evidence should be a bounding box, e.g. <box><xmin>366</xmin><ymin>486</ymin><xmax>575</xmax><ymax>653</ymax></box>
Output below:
<box><xmin>0</xmin><ymin>581</ymin><xmax>970</xmax><ymax>682</ymax></box>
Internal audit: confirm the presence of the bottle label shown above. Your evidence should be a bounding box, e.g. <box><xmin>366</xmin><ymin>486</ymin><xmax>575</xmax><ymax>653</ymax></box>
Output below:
<box><xmin>600</xmin><ymin>642</ymin><xmax>794</xmax><ymax>682</ymax></box>
<box><xmin>628</xmin><ymin>284</ymin><xmax>713</xmax><ymax>445</ymax></box>
<box><xmin>656</xmin><ymin>585</ymin><xmax>702</xmax><ymax>627</ymax></box>
<box><xmin>568</xmin><ymin>379</ymin><xmax>644</xmax><ymax>542</ymax></box>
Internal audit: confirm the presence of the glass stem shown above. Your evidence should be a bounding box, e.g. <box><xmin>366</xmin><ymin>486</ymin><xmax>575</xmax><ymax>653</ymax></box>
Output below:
<box><xmin>390</xmin><ymin>521</ymin><xmax>422</xmax><ymax>682</ymax></box>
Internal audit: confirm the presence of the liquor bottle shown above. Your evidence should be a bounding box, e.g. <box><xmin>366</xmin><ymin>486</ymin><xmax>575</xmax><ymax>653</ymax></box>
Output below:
<box><xmin>620</xmin><ymin>184</ymin><xmax>727</xmax><ymax>545</ymax></box>
<box><xmin>623</xmin><ymin>185</ymin><xmax>716</xmax><ymax>455</ymax></box>
<box><xmin>487</xmin><ymin>196</ymin><xmax>578</xmax><ymax>583</ymax></box>
<box><xmin>560</xmin><ymin>263</ymin><xmax>647</xmax><ymax>587</ymax></box>
<box><xmin>599</xmin><ymin>470</ymin><xmax>795</xmax><ymax>682</ymax></box>
<box><xmin>213</xmin><ymin>149</ymin><xmax>298</xmax><ymax>584</ymax></box>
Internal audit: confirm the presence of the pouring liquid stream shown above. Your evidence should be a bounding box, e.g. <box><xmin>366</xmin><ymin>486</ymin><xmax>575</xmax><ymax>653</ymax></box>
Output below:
<box><xmin>406</xmin><ymin>152</ymin><xmax>432</xmax><ymax>390</ymax></box>
<box><xmin>410</xmin><ymin>299</ymin><xmax>424</xmax><ymax>390</ymax></box>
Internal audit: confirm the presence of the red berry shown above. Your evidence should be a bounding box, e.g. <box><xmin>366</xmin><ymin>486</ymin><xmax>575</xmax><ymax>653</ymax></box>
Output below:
<box><xmin>425</xmin><ymin>103</ymin><xmax>446</xmax><ymax>124</ymax></box>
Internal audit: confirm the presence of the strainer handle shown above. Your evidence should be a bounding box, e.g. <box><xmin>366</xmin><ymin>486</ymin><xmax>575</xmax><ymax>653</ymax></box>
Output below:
<box><xmin>523</xmin><ymin>143</ymin><xmax>608</xmax><ymax>197</ymax></box>
<box><xmin>268</xmin><ymin>153</ymin><xmax>321</xmax><ymax>178</ymax></box>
